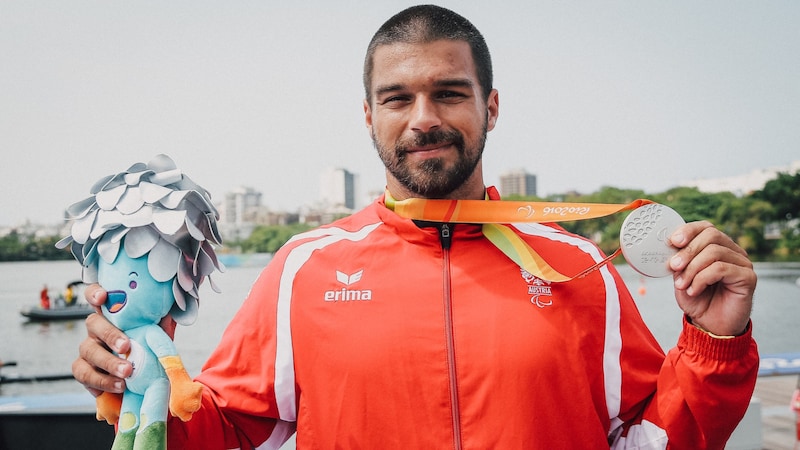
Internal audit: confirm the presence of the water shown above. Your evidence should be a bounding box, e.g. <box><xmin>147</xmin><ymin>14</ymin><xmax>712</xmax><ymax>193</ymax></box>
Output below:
<box><xmin>618</xmin><ymin>261</ymin><xmax>800</xmax><ymax>356</ymax></box>
<box><xmin>0</xmin><ymin>260</ymin><xmax>263</xmax><ymax>398</ymax></box>
<box><xmin>1</xmin><ymin>260</ymin><xmax>799</xmax><ymax>400</ymax></box>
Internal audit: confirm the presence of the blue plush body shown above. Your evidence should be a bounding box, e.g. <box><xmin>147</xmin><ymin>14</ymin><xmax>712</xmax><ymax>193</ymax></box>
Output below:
<box><xmin>97</xmin><ymin>248</ymin><xmax>197</xmax><ymax>450</ymax></box>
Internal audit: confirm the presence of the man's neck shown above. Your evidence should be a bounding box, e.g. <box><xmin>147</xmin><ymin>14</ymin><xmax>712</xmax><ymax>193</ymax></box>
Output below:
<box><xmin>384</xmin><ymin>181</ymin><xmax>486</xmax><ymax>201</ymax></box>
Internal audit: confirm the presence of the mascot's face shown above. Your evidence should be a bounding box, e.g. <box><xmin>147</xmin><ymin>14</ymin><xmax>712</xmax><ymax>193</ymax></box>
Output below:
<box><xmin>97</xmin><ymin>250</ymin><xmax>175</xmax><ymax>330</ymax></box>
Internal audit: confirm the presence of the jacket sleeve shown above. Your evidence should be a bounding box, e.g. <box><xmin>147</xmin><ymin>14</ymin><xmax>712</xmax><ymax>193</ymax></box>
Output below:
<box><xmin>614</xmin><ymin>317</ymin><xmax>759</xmax><ymax>450</ymax></box>
<box><xmin>166</xmin><ymin>250</ymin><xmax>297</xmax><ymax>449</ymax></box>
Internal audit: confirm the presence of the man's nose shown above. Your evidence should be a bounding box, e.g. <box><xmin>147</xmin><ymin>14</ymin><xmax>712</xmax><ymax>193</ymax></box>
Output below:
<box><xmin>409</xmin><ymin>97</ymin><xmax>442</xmax><ymax>133</ymax></box>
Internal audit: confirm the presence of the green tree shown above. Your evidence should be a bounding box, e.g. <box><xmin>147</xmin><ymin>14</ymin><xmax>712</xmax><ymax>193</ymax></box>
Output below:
<box><xmin>0</xmin><ymin>230</ymin><xmax>25</xmax><ymax>261</ymax></box>
<box><xmin>715</xmin><ymin>197</ymin><xmax>773</xmax><ymax>255</ymax></box>
<box><xmin>653</xmin><ymin>187</ymin><xmax>733</xmax><ymax>224</ymax></box>
<box><xmin>751</xmin><ymin>172</ymin><xmax>800</xmax><ymax>255</ymax></box>
<box><xmin>752</xmin><ymin>172</ymin><xmax>800</xmax><ymax>221</ymax></box>
<box><xmin>779</xmin><ymin>226</ymin><xmax>800</xmax><ymax>256</ymax></box>
<box><xmin>239</xmin><ymin>223</ymin><xmax>313</xmax><ymax>254</ymax></box>
<box><xmin>0</xmin><ymin>231</ymin><xmax>73</xmax><ymax>261</ymax></box>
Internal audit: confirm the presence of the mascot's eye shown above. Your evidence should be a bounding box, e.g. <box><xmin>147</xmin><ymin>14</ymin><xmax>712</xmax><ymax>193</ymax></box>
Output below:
<box><xmin>129</xmin><ymin>280</ymin><xmax>138</xmax><ymax>289</ymax></box>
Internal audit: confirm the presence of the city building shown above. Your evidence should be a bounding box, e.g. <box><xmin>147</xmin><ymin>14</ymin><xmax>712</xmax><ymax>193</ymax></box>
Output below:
<box><xmin>499</xmin><ymin>169</ymin><xmax>537</xmax><ymax>197</ymax></box>
<box><xmin>222</xmin><ymin>186</ymin><xmax>262</xmax><ymax>227</ymax></box>
<box><xmin>218</xmin><ymin>186</ymin><xmax>263</xmax><ymax>242</ymax></box>
<box><xmin>320</xmin><ymin>167</ymin><xmax>356</xmax><ymax>210</ymax></box>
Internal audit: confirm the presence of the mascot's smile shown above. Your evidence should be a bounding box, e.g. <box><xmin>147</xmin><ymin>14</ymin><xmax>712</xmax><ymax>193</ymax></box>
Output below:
<box><xmin>106</xmin><ymin>290</ymin><xmax>128</xmax><ymax>313</ymax></box>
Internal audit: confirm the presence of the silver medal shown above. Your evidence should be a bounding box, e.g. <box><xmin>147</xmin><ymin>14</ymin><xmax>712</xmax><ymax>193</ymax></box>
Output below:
<box><xmin>620</xmin><ymin>204</ymin><xmax>685</xmax><ymax>278</ymax></box>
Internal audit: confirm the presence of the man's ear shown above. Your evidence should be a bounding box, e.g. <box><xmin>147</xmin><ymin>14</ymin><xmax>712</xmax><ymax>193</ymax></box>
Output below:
<box><xmin>486</xmin><ymin>89</ymin><xmax>499</xmax><ymax>132</ymax></box>
<box><xmin>364</xmin><ymin>99</ymin><xmax>373</xmax><ymax>129</ymax></box>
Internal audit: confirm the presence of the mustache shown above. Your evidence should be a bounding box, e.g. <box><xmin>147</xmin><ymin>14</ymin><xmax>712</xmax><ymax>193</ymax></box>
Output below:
<box><xmin>397</xmin><ymin>129</ymin><xmax>464</xmax><ymax>153</ymax></box>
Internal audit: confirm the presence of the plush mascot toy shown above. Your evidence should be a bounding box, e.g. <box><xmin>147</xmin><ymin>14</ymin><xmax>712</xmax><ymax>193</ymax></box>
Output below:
<box><xmin>57</xmin><ymin>154</ymin><xmax>223</xmax><ymax>450</ymax></box>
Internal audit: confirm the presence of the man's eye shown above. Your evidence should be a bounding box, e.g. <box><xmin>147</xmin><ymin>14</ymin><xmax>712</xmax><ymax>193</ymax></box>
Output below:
<box><xmin>438</xmin><ymin>91</ymin><xmax>466</xmax><ymax>101</ymax></box>
<box><xmin>380</xmin><ymin>96</ymin><xmax>408</xmax><ymax>105</ymax></box>
<box><xmin>129</xmin><ymin>280</ymin><xmax>137</xmax><ymax>289</ymax></box>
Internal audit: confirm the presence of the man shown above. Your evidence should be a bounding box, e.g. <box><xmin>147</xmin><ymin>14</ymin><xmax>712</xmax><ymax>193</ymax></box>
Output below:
<box><xmin>73</xmin><ymin>5</ymin><xmax>758</xmax><ymax>449</ymax></box>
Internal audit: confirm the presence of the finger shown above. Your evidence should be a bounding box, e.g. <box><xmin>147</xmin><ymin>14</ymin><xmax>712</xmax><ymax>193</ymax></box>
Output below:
<box><xmin>79</xmin><ymin>331</ymin><xmax>132</xmax><ymax>379</ymax></box>
<box><xmin>673</xmin><ymin>244</ymin><xmax>753</xmax><ymax>291</ymax></box>
<box><xmin>86</xmin><ymin>313</ymin><xmax>130</xmax><ymax>354</ymax></box>
<box><xmin>677</xmin><ymin>257</ymin><xmax>753</xmax><ymax>296</ymax></box>
<box><xmin>684</xmin><ymin>258</ymin><xmax>757</xmax><ymax>299</ymax></box>
<box><xmin>671</xmin><ymin>223</ymin><xmax>749</xmax><ymax>258</ymax></box>
<box><xmin>669</xmin><ymin>221</ymin><xmax>714</xmax><ymax>249</ymax></box>
<box><xmin>85</xmin><ymin>386</ymin><xmax>104</xmax><ymax>398</ymax></box>
<box><xmin>670</xmin><ymin>230</ymin><xmax>751</xmax><ymax>277</ymax></box>
<box><xmin>84</xmin><ymin>284</ymin><xmax>107</xmax><ymax>308</ymax></box>
<box><xmin>72</xmin><ymin>349</ymin><xmax>127</xmax><ymax>394</ymax></box>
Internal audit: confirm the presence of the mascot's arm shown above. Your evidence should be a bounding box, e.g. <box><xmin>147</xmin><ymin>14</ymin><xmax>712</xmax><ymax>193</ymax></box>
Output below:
<box><xmin>146</xmin><ymin>326</ymin><xmax>203</xmax><ymax>422</ymax></box>
<box><xmin>160</xmin><ymin>355</ymin><xmax>203</xmax><ymax>421</ymax></box>
<box><xmin>96</xmin><ymin>392</ymin><xmax>123</xmax><ymax>425</ymax></box>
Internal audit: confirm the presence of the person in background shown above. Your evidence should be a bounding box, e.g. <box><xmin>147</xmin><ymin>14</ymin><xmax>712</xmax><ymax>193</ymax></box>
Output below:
<box><xmin>64</xmin><ymin>284</ymin><xmax>75</xmax><ymax>306</ymax></box>
<box><xmin>71</xmin><ymin>5</ymin><xmax>758</xmax><ymax>449</ymax></box>
<box><xmin>39</xmin><ymin>284</ymin><xmax>50</xmax><ymax>310</ymax></box>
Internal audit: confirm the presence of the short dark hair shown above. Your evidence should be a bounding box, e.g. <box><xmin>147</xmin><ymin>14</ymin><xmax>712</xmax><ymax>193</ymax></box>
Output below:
<box><xmin>363</xmin><ymin>5</ymin><xmax>493</xmax><ymax>103</ymax></box>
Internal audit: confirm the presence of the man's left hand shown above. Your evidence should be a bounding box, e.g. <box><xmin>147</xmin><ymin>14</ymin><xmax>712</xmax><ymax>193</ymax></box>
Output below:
<box><xmin>668</xmin><ymin>221</ymin><xmax>757</xmax><ymax>336</ymax></box>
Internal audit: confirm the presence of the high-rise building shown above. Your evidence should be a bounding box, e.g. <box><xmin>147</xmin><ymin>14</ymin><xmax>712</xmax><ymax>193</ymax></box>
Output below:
<box><xmin>320</xmin><ymin>167</ymin><xmax>356</xmax><ymax>210</ymax></box>
<box><xmin>500</xmin><ymin>169</ymin><xmax>537</xmax><ymax>197</ymax></box>
<box><xmin>223</xmin><ymin>186</ymin><xmax>263</xmax><ymax>226</ymax></box>
<box><xmin>219</xmin><ymin>186</ymin><xmax>263</xmax><ymax>241</ymax></box>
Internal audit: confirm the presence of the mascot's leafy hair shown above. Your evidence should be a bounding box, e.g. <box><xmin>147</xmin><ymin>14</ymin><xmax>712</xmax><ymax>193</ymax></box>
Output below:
<box><xmin>56</xmin><ymin>154</ymin><xmax>223</xmax><ymax>325</ymax></box>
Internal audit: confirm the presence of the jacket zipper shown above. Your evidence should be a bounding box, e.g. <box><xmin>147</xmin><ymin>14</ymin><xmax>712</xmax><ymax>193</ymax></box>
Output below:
<box><xmin>439</xmin><ymin>224</ymin><xmax>462</xmax><ymax>450</ymax></box>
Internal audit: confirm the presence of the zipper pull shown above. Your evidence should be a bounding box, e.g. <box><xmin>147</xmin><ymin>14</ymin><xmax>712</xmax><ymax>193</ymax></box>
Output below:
<box><xmin>439</xmin><ymin>223</ymin><xmax>452</xmax><ymax>250</ymax></box>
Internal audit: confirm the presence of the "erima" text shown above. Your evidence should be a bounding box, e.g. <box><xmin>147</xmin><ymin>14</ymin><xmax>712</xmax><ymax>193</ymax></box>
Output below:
<box><xmin>324</xmin><ymin>288</ymin><xmax>373</xmax><ymax>302</ymax></box>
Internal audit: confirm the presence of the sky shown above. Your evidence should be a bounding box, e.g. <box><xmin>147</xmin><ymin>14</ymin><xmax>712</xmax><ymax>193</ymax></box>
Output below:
<box><xmin>1</xmin><ymin>1</ymin><xmax>798</xmax><ymax>227</ymax></box>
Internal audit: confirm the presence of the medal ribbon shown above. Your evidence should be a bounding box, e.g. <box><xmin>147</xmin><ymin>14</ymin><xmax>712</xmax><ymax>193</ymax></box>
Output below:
<box><xmin>385</xmin><ymin>193</ymin><xmax>654</xmax><ymax>282</ymax></box>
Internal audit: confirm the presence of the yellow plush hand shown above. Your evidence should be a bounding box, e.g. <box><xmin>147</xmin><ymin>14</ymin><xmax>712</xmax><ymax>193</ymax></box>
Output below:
<box><xmin>159</xmin><ymin>355</ymin><xmax>204</xmax><ymax>422</ymax></box>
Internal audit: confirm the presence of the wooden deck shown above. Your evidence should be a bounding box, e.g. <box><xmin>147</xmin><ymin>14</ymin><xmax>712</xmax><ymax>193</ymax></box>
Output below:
<box><xmin>753</xmin><ymin>375</ymin><xmax>798</xmax><ymax>450</ymax></box>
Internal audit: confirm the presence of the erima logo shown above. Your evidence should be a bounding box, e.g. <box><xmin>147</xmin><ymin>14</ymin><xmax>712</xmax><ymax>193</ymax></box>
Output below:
<box><xmin>325</xmin><ymin>270</ymin><xmax>373</xmax><ymax>302</ymax></box>
<box><xmin>336</xmin><ymin>270</ymin><xmax>363</xmax><ymax>286</ymax></box>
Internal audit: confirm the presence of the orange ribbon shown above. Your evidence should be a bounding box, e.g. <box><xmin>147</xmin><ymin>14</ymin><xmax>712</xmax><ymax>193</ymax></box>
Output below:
<box><xmin>386</xmin><ymin>194</ymin><xmax>654</xmax><ymax>282</ymax></box>
<box><xmin>386</xmin><ymin>196</ymin><xmax>653</xmax><ymax>224</ymax></box>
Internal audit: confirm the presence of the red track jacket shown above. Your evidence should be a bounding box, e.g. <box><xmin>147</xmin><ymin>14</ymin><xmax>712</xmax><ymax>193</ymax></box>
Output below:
<box><xmin>171</xmin><ymin>189</ymin><xmax>758</xmax><ymax>449</ymax></box>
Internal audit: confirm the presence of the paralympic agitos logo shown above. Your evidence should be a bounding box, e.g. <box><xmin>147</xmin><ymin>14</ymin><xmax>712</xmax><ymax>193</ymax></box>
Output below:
<box><xmin>520</xmin><ymin>268</ymin><xmax>554</xmax><ymax>308</ymax></box>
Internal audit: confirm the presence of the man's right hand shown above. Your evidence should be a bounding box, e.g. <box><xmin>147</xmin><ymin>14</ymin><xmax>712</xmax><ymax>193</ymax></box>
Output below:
<box><xmin>72</xmin><ymin>284</ymin><xmax>179</xmax><ymax>397</ymax></box>
<box><xmin>72</xmin><ymin>284</ymin><xmax>132</xmax><ymax>396</ymax></box>
<box><xmin>72</xmin><ymin>284</ymin><xmax>133</xmax><ymax>397</ymax></box>
<box><xmin>73</xmin><ymin>314</ymin><xmax>132</xmax><ymax>396</ymax></box>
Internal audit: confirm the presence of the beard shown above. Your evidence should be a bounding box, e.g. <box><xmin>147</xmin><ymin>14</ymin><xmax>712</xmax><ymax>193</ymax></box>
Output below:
<box><xmin>372</xmin><ymin>125</ymin><xmax>487</xmax><ymax>198</ymax></box>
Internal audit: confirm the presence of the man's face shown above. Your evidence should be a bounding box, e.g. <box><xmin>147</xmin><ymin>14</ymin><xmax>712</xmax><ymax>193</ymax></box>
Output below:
<box><xmin>364</xmin><ymin>40</ymin><xmax>499</xmax><ymax>200</ymax></box>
